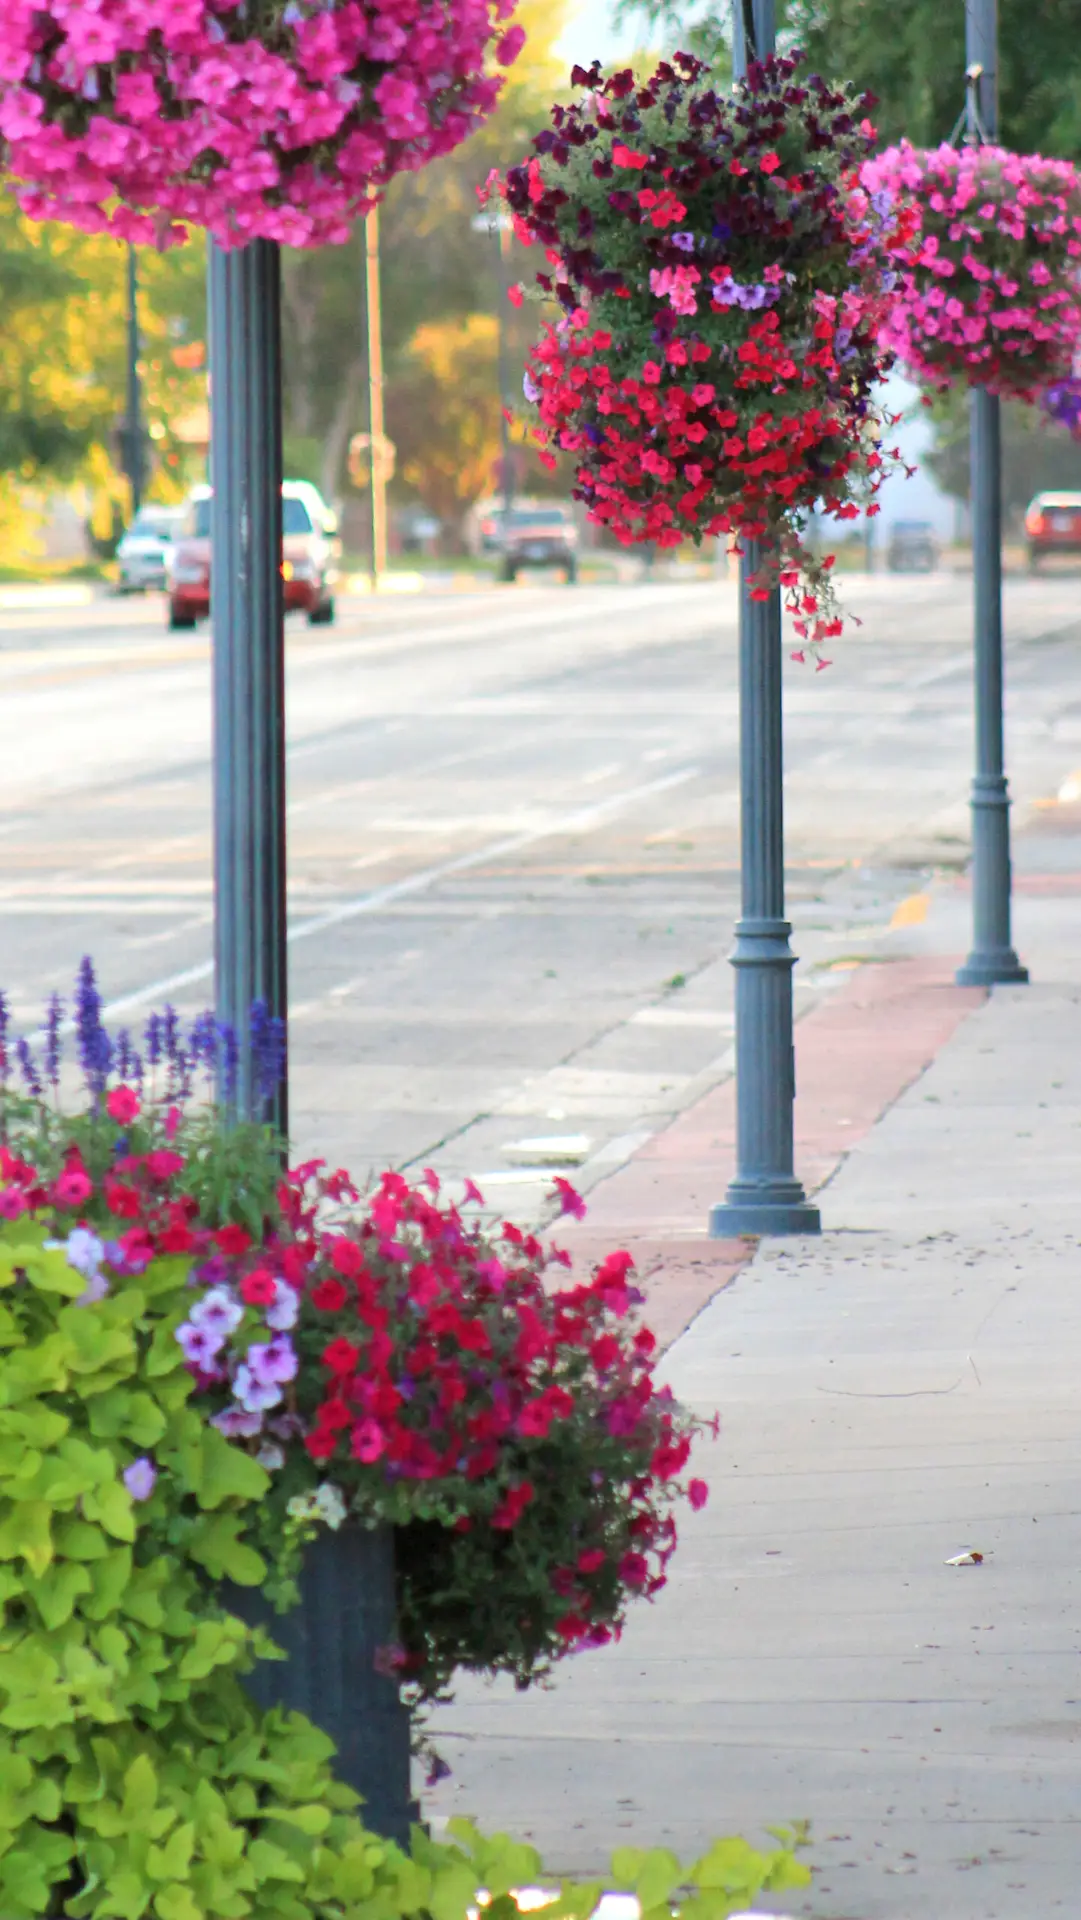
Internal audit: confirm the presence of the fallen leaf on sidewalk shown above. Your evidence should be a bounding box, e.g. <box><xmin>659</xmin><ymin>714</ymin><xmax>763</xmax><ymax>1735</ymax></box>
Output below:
<box><xmin>945</xmin><ymin>1550</ymin><xmax>984</xmax><ymax>1566</ymax></box>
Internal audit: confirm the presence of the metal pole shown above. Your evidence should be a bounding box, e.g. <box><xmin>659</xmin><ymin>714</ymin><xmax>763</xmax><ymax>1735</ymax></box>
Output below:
<box><xmin>955</xmin><ymin>0</ymin><xmax>1027</xmax><ymax>986</ymax></box>
<box><xmin>125</xmin><ymin>244</ymin><xmax>144</xmax><ymax>518</ymax></box>
<box><xmin>365</xmin><ymin>206</ymin><xmax>388</xmax><ymax>591</ymax></box>
<box><xmin>710</xmin><ymin>0</ymin><xmax>820</xmax><ymax>1237</ymax></box>
<box><xmin>497</xmin><ymin>222</ymin><xmax>515</xmax><ymax>525</ymax></box>
<box><xmin>207</xmin><ymin>238</ymin><xmax>289</xmax><ymax>1133</ymax></box>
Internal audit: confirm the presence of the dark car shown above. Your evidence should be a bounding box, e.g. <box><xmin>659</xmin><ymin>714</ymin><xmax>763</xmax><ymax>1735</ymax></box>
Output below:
<box><xmin>886</xmin><ymin>520</ymin><xmax>939</xmax><ymax>573</ymax></box>
<box><xmin>495</xmin><ymin>505</ymin><xmax>579</xmax><ymax>584</ymax></box>
<box><xmin>166</xmin><ymin>481</ymin><xmax>339</xmax><ymax>629</ymax></box>
<box><xmin>1025</xmin><ymin>491</ymin><xmax>1081</xmax><ymax>570</ymax></box>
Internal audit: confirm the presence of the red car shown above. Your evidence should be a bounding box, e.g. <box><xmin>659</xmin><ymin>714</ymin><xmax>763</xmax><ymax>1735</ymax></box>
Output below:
<box><xmin>167</xmin><ymin>480</ymin><xmax>339</xmax><ymax>628</ymax></box>
<box><xmin>1025</xmin><ymin>491</ymin><xmax>1081</xmax><ymax>570</ymax></box>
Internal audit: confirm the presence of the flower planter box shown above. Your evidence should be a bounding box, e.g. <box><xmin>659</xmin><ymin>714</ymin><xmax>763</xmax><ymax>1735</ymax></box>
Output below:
<box><xmin>222</xmin><ymin>1522</ymin><xmax>415</xmax><ymax>1846</ymax></box>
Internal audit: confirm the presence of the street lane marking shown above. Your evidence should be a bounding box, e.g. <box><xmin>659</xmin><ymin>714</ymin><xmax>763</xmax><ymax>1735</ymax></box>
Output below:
<box><xmin>98</xmin><ymin>764</ymin><xmax>700</xmax><ymax>1021</ymax></box>
<box><xmin>889</xmin><ymin>892</ymin><xmax>930</xmax><ymax>929</ymax></box>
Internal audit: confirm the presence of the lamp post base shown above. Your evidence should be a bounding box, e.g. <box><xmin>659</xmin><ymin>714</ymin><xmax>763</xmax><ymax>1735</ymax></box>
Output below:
<box><xmin>710</xmin><ymin>1181</ymin><xmax>821</xmax><ymax>1239</ymax></box>
<box><xmin>955</xmin><ymin>952</ymin><xmax>1029</xmax><ymax>987</ymax></box>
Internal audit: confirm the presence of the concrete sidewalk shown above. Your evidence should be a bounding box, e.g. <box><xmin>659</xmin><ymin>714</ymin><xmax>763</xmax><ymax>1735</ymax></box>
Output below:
<box><xmin>424</xmin><ymin>801</ymin><xmax>1081</xmax><ymax>1916</ymax></box>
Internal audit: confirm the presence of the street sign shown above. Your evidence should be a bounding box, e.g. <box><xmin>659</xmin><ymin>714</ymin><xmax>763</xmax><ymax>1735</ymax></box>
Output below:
<box><xmin>348</xmin><ymin>431</ymin><xmax>395</xmax><ymax>487</ymax></box>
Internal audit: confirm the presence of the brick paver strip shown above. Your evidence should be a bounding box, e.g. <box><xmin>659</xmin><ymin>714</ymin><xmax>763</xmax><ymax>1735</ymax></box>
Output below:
<box><xmin>564</xmin><ymin>958</ymin><xmax>985</xmax><ymax>1350</ymax></box>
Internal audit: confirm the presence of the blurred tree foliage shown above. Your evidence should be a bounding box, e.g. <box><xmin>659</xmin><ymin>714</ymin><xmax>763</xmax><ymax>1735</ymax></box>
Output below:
<box><xmin>0</xmin><ymin>188</ymin><xmax>207</xmax><ymax>559</ymax></box>
<box><xmin>388</xmin><ymin>313</ymin><xmax>502</xmax><ymax>543</ymax></box>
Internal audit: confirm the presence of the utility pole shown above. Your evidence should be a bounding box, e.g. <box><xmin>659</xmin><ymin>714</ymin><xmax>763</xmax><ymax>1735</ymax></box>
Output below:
<box><xmin>123</xmin><ymin>244</ymin><xmax>145</xmax><ymax>519</ymax></box>
<box><xmin>365</xmin><ymin>205</ymin><xmax>388</xmax><ymax>591</ymax></box>
<box><xmin>955</xmin><ymin>0</ymin><xmax>1028</xmax><ymax>987</ymax></box>
<box><xmin>497</xmin><ymin>218</ymin><xmax>515</xmax><ymax>525</ymax></box>
<box><xmin>709</xmin><ymin>0</ymin><xmax>821</xmax><ymax>1238</ymax></box>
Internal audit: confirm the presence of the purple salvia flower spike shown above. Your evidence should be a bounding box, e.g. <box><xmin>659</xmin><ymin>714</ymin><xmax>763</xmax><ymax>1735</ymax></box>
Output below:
<box><xmin>44</xmin><ymin>993</ymin><xmax>63</xmax><ymax>1088</ymax></box>
<box><xmin>217</xmin><ymin>1022</ymin><xmax>239</xmax><ymax>1104</ymax></box>
<box><xmin>145</xmin><ymin>1012</ymin><xmax>163</xmax><ymax>1069</ymax></box>
<box><xmin>16</xmin><ymin>1037</ymin><xmax>42</xmax><ymax>1098</ymax></box>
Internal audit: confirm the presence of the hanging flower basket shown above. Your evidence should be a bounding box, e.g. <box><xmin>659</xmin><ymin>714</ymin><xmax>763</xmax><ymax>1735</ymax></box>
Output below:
<box><xmin>495</xmin><ymin>51</ymin><xmax>916</xmax><ymax>646</ymax></box>
<box><xmin>0</xmin><ymin>0</ymin><xmax>526</xmax><ymax>248</ymax></box>
<box><xmin>861</xmin><ymin>141</ymin><xmax>1081</xmax><ymax>403</ymax></box>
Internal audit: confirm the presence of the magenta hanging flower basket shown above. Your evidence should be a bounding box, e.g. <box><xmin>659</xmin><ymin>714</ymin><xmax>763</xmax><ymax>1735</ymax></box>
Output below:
<box><xmin>861</xmin><ymin>141</ymin><xmax>1081</xmax><ymax>403</ymax></box>
<box><xmin>0</xmin><ymin>0</ymin><xmax>526</xmax><ymax>248</ymax></box>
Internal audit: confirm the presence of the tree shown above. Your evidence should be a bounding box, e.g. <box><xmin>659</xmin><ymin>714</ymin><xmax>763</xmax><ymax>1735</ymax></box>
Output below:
<box><xmin>387</xmin><ymin>314</ymin><xmax>502</xmax><ymax>545</ymax></box>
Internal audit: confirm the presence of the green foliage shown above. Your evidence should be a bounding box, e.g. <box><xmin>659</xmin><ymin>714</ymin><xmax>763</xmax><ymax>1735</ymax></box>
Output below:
<box><xmin>0</xmin><ymin>1219</ymin><xmax>810</xmax><ymax>1914</ymax></box>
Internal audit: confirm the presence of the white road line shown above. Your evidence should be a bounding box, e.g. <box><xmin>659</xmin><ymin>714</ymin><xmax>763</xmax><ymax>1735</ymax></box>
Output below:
<box><xmin>99</xmin><ymin>764</ymin><xmax>700</xmax><ymax>1021</ymax></box>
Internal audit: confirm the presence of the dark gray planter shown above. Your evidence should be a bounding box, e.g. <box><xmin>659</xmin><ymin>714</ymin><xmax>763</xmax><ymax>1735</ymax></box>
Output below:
<box><xmin>222</xmin><ymin>1522</ymin><xmax>415</xmax><ymax>1846</ymax></box>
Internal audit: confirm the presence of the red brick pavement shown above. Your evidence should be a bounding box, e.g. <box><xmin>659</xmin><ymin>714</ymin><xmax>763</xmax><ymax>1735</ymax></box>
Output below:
<box><xmin>561</xmin><ymin>958</ymin><xmax>985</xmax><ymax>1350</ymax></box>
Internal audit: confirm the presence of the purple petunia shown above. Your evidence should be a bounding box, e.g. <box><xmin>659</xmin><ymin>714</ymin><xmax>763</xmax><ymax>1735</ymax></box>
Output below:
<box><xmin>189</xmin><ymin>1287</ymin><xmax>244</xmax><ymax>1337</ymax></box>
<box><xmin>233</xmin><ymin>1365</ymin><xmax>284</xmax><ymax>1414</ymax></box>
<box><xmin>211</xmin><ymin>1407</ymin><xmax>265</xmax><ymax>1439</ymax></box>
<box><xmin>176</xmin><ymin>1321</ymin><xmax>227</xmax><ymax>1368</ymax></box>
<box><xmin>123</xmin><ymin>1457</ymin><xmax>157</xmax><ymax>1502</ymax></box>
<box><xmin>245</xmin><ymin>1334</ymin><xmax>298</xmax><ymax>1388</ymax></box>
<box><xmin>265</xmin><ymin>1282</ymin><xmax>299</xmax><ymax>1332</ymax></box>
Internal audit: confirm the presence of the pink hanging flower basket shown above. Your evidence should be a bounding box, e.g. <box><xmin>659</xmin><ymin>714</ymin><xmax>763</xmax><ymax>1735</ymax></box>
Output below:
<box><xmin>862</xmin><ymin>141</ymin><xmax>1081</xmax><ymax>403</ymax></box>
<box><xmin>0</xmin><ymin>0</ymin><xmax>526</xmax><ymax>249</ymax></box>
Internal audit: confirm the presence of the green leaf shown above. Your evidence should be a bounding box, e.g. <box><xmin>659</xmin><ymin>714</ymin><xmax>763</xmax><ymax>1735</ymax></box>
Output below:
<box><xmin>194</xmin><ymin>1427</ymin><xmax>271</xmax><ymax>1510</ymax></box>
<box><xmin>120</xmin><ymin>1753</ymin><xmax>159</xmax><ymax>1825</ymax></box>
<box><xmin>187</xmin><ymin>1513</ymin><xmax>266</xmax><ymax>1586</ymax></box>
<box><xmin>23</xmin><ymin>1559</ymin><xmax>93</xmax><ymax>1629</ymax></box>
<box><xmin>261</xmin><ymin>1803</ymin><xmax>331</xmax><ymax>1835</ymax></box>
<box><xmin>19</xmin><ymin>1247</ymin><xmax>86</xmax><ymax>1297</ymax></box>
<box><xmin>81</xmin><ymin>1479</ymin><xmax>135</xmax><ymax>1543</ymax></box>
<box><xmin>146</xmin><ymin>1820</ymin><xmax>195</xmax><ymax>1881</ymax></box>
<box><xmin>0</xmin><ymin>1501</ymin><xmax>52</xmax><ymax>1575</ymax></box>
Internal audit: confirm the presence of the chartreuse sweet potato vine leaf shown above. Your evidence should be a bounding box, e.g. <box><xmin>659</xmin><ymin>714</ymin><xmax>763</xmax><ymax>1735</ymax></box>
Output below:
<box><xmin>0</xmin><ymin>1239</ymin><xmax>809</xmax><ymax>1916</ymax></box>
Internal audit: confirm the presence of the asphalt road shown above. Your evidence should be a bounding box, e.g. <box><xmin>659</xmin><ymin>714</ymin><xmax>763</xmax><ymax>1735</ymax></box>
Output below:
<box><xmin>2</xmin><ymin>571</ymin><xmax>1080</xmax><ymax>1214</ymax></box>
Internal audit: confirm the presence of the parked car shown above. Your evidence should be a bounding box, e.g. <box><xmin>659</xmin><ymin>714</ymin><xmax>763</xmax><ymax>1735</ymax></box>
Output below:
<box><xmin>886</xmin><ymin>520</ymin><xmax>939</xmax><ymax>573</ymax></box>
<box><xmin>166</xmin><ymin>480</ymin><xmax>339</xmax><ymax>629</ymax></box>
<box><xmin>116</xmin><ymin>505</ymin><xmax>186</xmax><ymax>592</ymax></box>
<box><xmin>1024</xmin><ymin>491</ymin><xmax>1081</xmax><ymax>570</ymax></box>
<box><xmin>492</xmin><ymin>503</ymin><xmax>579</xmax><ymax>583</ymax></box>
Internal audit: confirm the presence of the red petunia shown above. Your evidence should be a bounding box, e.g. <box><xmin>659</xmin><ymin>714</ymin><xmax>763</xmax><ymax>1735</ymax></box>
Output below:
<box><xmin>305</xmin><ymin>1429</ymin><xmax>338</xmax><ymax>1461</ymax></box>
<box><xmin>214</xmin><ymin>1224</ymin><xmax>252</xmax><ymax>1257</ymax></box>
<box><xmin>351</xmin><ymin>1417</ymin><xmax>387</xmax><ymax>1464</ymax></box>
<box><xmin>492</xmin><ymin>1480</ymin><xmax>535</xmax><ymax>1529</ymax></box>
<box><xmin>328</xmin><ymin>1236</ymin><xmax>363</xmax><ymax>1278</ymax></box>
<box><xmin>688</xmin><ymin>1478</ymin><xmax>709</xmax><ymax>1510</ymax></box>
<box><xmin>146</xmin><ymin>1149</ymin><xmax>185</xmax><ymax>1181</ymax></box>
<box><xmin>240</xmin><ymin>1267</ymin><xmax>277</xmax><ymax>1307</ymax></box>
<box><xmin>311</xmin><ymin>1276</ymin><xmax>349</xmax><ymax>1312</ymax></box>
<box><xmin>103</xmin><ymin>1177</ymin><xmax>141</xmax><ymax>1219</ymax></box>
<box><xmin>106</xmin><ymin>1085</ymin><xmax>140</xmax><ymax>1125</ymax></box>
<box><xmin>322</xmin><ymin>1337</ymin><xmax>361</xmax><ymax>1376</ymax></box>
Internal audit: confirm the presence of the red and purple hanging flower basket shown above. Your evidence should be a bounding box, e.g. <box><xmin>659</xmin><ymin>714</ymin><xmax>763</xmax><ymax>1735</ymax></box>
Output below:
<box><xmin>861</xmin><ymin>141</ymin><xmax>1081</xmax><ymax>403</ymax></box>
<box><xmin>494</xmin><ymin>51</ymin><xmax>917</xmax><ymax>646</ymax></box>
<box><xmin>0</xmin><ymin>0</ymin><xmax>526</xmax><ymax>247</ymax></box>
